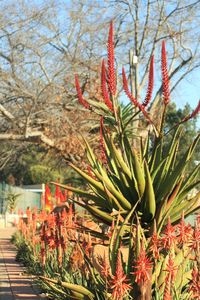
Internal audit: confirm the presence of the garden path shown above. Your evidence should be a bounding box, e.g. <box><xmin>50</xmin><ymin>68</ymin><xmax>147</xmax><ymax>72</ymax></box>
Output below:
<box><xmin>0</xmin><ymin>227</ymin><xmax>45</xmax><ymax>300</ymax></box>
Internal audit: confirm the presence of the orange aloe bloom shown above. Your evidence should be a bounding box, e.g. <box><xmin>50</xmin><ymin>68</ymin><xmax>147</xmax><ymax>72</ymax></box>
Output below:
<box><xmin>188</xmin><ymin>220</ymin><xmax>200</xmax><ymax>251</ymax></box>
<box><xmin>101</xmin><ymin>59</ymin><xmax>113</xmax><ymax>111</ymax></box>
<box><xmin>181</xmin><ymin>100</ymin><xmax>200</xmax><ymax>123</ymax></box>
<box><xmin>149</xmin><ymin>222</ymin><xmax>160</xmax><ymax>260</ymax></box>
<box><xmin>110</xmin><ymin>250</ymin><xmax>131</xmax><ymax>300</ymax></box>
<box><xmin>163</xmin><ymin>253</ymin><xmax>178</xmax><ymax>300</ymax></box>
<box><xmin>161</xmin><ymin>41</ymin><xmax>170</xmax><ymax>105</ymax></box>
<box><xmin>163</xmin><ymin>273</ymin><xmax>172</xmax><ymax>300</ymax></box>
<box><xmin>142</xmin><ymin>55</ymin><xmax>154</xmax><ymax>108</ymax></box>
<box><xmin>122</xmin><ymin>66</ymin><xmax>153</xmax><ymax>124</ymax></box>
<box><xmin>189</xmin><ymin>265</ymin><xmax>200</xmax><ymax>299</ymax></box>
<box><xmin>176</xmin><ymin>212</ymin><xmax>193</xmax><ymax>245</ymax></box>
<box><xmin>107</xmin><ymin>21</ymin><xmax>116</xmax><ymax>96</ymax></box>
<box><xmin>164</xmin><ymin>253</ymin><xmax>178</xmax><ymax>284</ymax></box>
<box><xmin>161</xmin><ymin>217</ymin><xmax>176</xmax><ymax>250</ymax></box>
<box><xmin>132</xmin><ymin>244</ymin><xmax>152</xmax><ymax>285</ymax></box>
<box><xmin>98</xmin><ymin>252</ymin><xmax>110</xmax><ymax>279</ymax></box>
<box><xmin>75</xmin><ymin>74</ymin><xmax>90</xmax><ymax>109</ymax></box>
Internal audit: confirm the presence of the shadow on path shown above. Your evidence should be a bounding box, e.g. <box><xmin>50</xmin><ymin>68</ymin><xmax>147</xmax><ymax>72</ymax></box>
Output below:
<box><xmin>0</xmin><ymin>228</ymin><xmax>45</xmax><ymax>300</ymax></box>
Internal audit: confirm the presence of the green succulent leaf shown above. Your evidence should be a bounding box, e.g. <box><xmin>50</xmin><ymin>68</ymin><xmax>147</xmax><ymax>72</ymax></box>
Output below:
<box><xmin>141</xmin><ymin>161</ymin><xmax>156</xmax><ymax>222</ymax></box>
<box><xmin>39</xmin><ymin>276</ymin><xmax>95</xmax><ymax>299</ymax></box>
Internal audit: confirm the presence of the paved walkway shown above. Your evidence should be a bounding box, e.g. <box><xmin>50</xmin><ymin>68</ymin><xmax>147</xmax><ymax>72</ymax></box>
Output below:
<box><xmin>0</xmin><ymin>227</ymin><xmax>45</xmax><ymax>300</ymax></box>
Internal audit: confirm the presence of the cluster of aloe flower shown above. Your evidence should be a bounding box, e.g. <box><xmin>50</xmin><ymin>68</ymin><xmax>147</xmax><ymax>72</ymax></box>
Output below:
<box><xmin>16</xmin><ymin>204</ymin><xmax>200</xmax><ymax>299</ymax></box>
<box><xmin>16</xmin><ymin>206</ymin><xmax>102</xmax><ymax>299</ymax></box>
<box><xmin>15</xmin><ymin>21</ymin><xmax>200</xmax><ymax>299</ymax></box>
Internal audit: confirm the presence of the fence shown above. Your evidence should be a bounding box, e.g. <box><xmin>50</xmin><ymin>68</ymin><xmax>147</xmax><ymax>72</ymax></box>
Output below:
<box><xmin>0</xmin><ymin>182</ymin><xmax>42</xmax><ymax>214</ymax></box>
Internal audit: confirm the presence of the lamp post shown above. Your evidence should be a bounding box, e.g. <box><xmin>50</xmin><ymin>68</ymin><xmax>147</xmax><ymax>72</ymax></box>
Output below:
<box><xmin>129</xmin><ymin>50</ymin><xmax>138</xmax><ymax>146</ymax></box>
<box><xmin>129</xmin><ymin>49</ymin><xmax>138</xmax><ymax>98</ymax></box>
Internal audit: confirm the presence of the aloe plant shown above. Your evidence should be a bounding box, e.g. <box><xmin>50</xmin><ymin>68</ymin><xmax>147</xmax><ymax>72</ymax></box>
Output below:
<box><xmin>53</xmin><ymin>22</ymin><xmax>200</xmax><ymax>230</ymax></box>
<box><xmin>14</xmin><ymin>21</ymin><xmax>200</xmax><ymax>300</ymax></box>
<box><xmin>34</xmin><ymin>210</ymin><xmax>200</xmax><ymax>299</ymax></box>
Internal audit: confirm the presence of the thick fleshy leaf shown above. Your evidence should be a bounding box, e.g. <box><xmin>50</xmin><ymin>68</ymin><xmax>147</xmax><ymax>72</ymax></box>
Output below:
<box><xmin>141</xmin><ymin>161</ymin><xmax>156</xmax><ymax>222</ymax></box>
<box><xmin>169</xmin><ymin>191</ymin><xmax>200</xmax><ymax>223</ymax></box>
<box><xmin>109</xmin><ymin>204</ymin><xmax>138</xmax><ymax>273</ymax></box>
<box><xmin>155</xmin><ymin>126</ymin><xmax>183</xmax><ymax>191</ymax></box>
<box><xmin>39</xmin><ymin>276</ymin><xmax>95</xmax><ymax>299</ymax></box>
<box><xmin>156</xmin><ymin>134</ymin><xmax>200</xmax><ymax>203</ymax></box>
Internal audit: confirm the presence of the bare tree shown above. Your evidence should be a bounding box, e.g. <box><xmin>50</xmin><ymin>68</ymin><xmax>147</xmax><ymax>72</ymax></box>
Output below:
<box><xmin>0</xmin><ymin>0</ymin><xmax>103</xmax><ymax>166</ymax></box>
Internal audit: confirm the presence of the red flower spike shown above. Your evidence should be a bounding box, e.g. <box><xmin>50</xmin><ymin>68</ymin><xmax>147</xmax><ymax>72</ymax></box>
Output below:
<box><xmin>189</xmin><ymin>265</ymin><xmax>200</xmax><ymax>298</ymax></box>
<box><xmin>110</xmin><ymin>249</ymin><xmax>131</xmax><ymax>300</ymax></box>
<box><xmin>122</xmin><ymin>67</ymin><xmax>138</xmax><ymax>106</ymax></box>
<box><xmin>107</xmin><ymin>21</ymin><xmax>116</xmax><ymax>96</ymax></box>
<box><xmin>161</xmin><ymin>41</ymin><xmax>170</xmax><ymax>105</ymax></box>
<box><xmin>163</xmin><ymin>253</ymin><xmax>177</xmax><ymax>300</ymax></box>
<box><xmin>101</xmin><ymin>59</ymin><xmax>113</xmax><ymax>111</ymax></box>
<box><xmin>132</xmin><ymin>242</ymin><xmax>152</xmax><ymax>285</ymax></box>
<box><xmin>176</xmin><ymin>211</ymin><xmax>193</xmax><ymax>245</ymax></box>
<box><xmin>181</xmin><ymin>100</ymin><xmax>200</xmax><ymax>123</ymax></box>
<box><xmin>75</xmin><ymin>74</ymin><xmax>90</xmax><ymax>109</ymax></box>
<box><xmin>163</xmin><ymin>274</ymin><xmax>172</xmax><ymax>300</ymax></box>
<box><xmin>139</xmin><ymin>104</ymin><xmax>154</xmax><ymax>124</ymax></box>
<box><xmin>188</xmin><ymin>221</ymin><xmax>200</xmax><ymax>251</ymax></box>
<box><xmin>98</xmin><ymin>252</ymin><xmax>110</xmax><ymax>278</ymax></box>
<box><xmin>161</xmin><ymin>217</ymin><xmax>176</xmax><ymax>250</ymax></box>
<box><xmin>149</xmin><ymin>221</ymin><xmax>160</xmax><ymax>259</ymax></box>
<box><xmin>142</xmin><ymin>55</ymin><xmax>154</xmax><ymax>107</ymax></box>
<box><xmin>165</xmin><ymin>253</ymin><xmax>178</xmax><ymax>283</ymax></box>
<box><xmin>122</xmin><ymin>67</ymin><xmax>153</xmax><ymax>124</ymax></box>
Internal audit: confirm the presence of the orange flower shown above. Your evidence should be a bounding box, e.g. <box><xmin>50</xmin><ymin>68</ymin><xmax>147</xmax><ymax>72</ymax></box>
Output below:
<box><xmin>75</xmin><ymin>74</ymin><xmax>90</xmax><ymax>109</ymax></box>
<box><xmin>189</xmin><ymin>265</ymin><xmax>200</xmax><ymax>298</ymax></box>
<box><xmin>107</xmin><ymin>21</ymin><xmax>116</xmax><ymax>96</ymax></box>
<box><xmin>110</xmin><ymin>249</ymin><xmax>131</xmax><ymax>300</ymax></box>
<box><xmin>149</xmin><ymin>222</ymin><xmax>160</xmax><ymax>259</ymax></box>
<box><xmin>161</xmin><ymin>41</ymin><xmax>170</xmax><ymax>105</ymax></box>
<box><xmin>142</xmin><ymin>55</ymin><xmax>154</xmax><ymax>108</ymax></box>
<box><xmin>163</xmin><ymin>253</ymin><xmax>178</xmax><ymax>299</ymax></box>
<box><xmin>176</xmin><ymin>212</ymin><xmax>193</xmax><ymax>245</ymax></box>
<box><xmin>161</xmin><ymin>217</ymin><xmax>176</xmax><ymax>250</ymax></box>
<box><xmin>98</xmin><ymin>252</ymin><xmax>110</xmax><ymax>278</ymax></box>
<box><xmin>122</xmin><ymin>66</ymin><xmax>153</xmax><ymax>124</ymax></box>
<box><xmin>101</xmin><ymin>59</ymin><xmax>113</xmax><ymax>111</ymax></box>
<box><xmin>181</xmin><ymin>100</ymin><xmax>200</xmax><ymax>123</ymax></box>
<box><xmin>132</xmin><ymin>243</ymin><xmax>152</xmax><ymax>285</ymax></box>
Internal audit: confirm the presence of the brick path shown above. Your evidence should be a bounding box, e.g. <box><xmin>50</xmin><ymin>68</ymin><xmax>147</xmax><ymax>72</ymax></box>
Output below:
<box><xmin>0</xmin><ymin>227</ymin><xmax>45</xmax><ymax>300</ymax></box>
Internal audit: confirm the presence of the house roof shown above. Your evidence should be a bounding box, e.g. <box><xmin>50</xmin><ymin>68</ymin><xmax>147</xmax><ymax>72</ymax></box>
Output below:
<box><xmin>22</xmin><ymin>184</ymin><xmax>44</xmax><ymax>192</ymax></box>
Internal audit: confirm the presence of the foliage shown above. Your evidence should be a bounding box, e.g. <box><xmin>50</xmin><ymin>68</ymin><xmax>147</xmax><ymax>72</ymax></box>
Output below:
<box><xmin>15</xmin><ymin>207</ymin><xmax>200</xmax><ymax>299</ymax></box>
<box><xmin>5</xmin><ymin>191</ymin><xmax>21</xmax><ymax>213</ymax></box>
<box><xmin>0</xmin><ymin>145</ymin><xmax>80</xmax><ymax>185</ymax></box>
